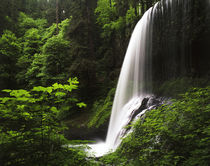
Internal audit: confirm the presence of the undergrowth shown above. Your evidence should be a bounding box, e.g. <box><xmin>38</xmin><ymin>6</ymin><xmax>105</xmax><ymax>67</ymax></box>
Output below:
<box><xmin>100</xmin><ymin>86</ymin><xmax>210</xmax><ymax>166</ymax></box>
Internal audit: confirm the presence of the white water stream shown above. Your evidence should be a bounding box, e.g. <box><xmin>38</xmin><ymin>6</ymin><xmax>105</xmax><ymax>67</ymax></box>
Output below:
<box><xmin>88</xmin><ymin>5</ymin><xmax>157</xmax><ymax>157</ymax></box>
<box><xmin>88</xmin><ymin>0</ymin><xmax>209</xmax><ymax>157</ymax></box>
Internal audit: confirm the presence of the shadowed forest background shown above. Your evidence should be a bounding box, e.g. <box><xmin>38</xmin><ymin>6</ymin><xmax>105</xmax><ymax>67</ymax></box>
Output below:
<box><xmin>0</xmin><ymin>0</ymin><xmax>210</xmax><ymax>165</ymax></box>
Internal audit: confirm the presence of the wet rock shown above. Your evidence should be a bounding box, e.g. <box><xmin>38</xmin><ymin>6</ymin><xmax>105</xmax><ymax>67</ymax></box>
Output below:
<box><xmin>121</xmin><ymin>96</ymin><xmax>166</xmax><ymax>138</ymax></box>
<box><xmin>147</xmin><ymin>96</ymin><xmax>161</xmax><ymax>107</ymax></box>
<box><xmin>130</xmin><ymin>97</ymin><xmax>149</xmax><ymax>121</ymax></box>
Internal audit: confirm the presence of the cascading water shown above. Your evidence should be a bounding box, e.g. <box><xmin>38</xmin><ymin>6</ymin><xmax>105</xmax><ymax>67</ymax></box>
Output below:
<box><xmin>89</xmin><ymin>0</ymin><xmax>210</xmax><ymax>157</ymax></box>
<box><xmin>89</xmin><ymin>5</ymin><xmax>157</xmax><ymax>157</ymax></box>
<box><xmin>105</xmin><ymin>5</ymin><xmax>157</xmax><ymax>151</ymax></box>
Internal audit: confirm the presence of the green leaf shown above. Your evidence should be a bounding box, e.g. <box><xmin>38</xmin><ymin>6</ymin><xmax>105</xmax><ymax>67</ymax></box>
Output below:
<box><xmin>0</xmin><ymin>97</ymin><xmax>13</xmax><ymax>103</ymax></box>
<box><xmin>10</xmin><ymin>89</ymin><xmax>31</xmax><ymax>97</ymax></box>
<box><xmin>17</xmin><ymin>105</ymin><xmax>26</xmax><ymax>111</ymax></box>
<box><xmin>76</xmin><ymin>102</ymin><xmax>87</xmax><ymax>108</ymax></box>
<box><xmin>17</xmin><ymin>97</ymin><xmax>29</xmax><ymax>102</ymax></box>
<box><xmin>23</xmin><ymin>112</ymin><xmax>30</xmax><ymax>116</ymax></box>
<box><xmin>32</xmin><ymin>86</ymin><xmax>47</xmax><ymax>92</ymax></box>
<box><xmin>46</xmin><ymin>87</ymin><xmax>53</xmax><ymax>94</ymax></box>
<box><xmin>52</xmin><ymin>83</ymin><xmax>64</xmax><ymax>90</ymax></box>
<box><xmin>50</xmin><ymin>107</ymin><xmax>59</xmax><ymax>114</ymax></box>
<box><xmin>55</xmin><ymin>92</ymin><xmax>66</xmax><ymax>97</ymax></box>
<box><xmin>2</xmin><ymin>89</ymin><xmax>12</xmax><ymax>93</ymax></box>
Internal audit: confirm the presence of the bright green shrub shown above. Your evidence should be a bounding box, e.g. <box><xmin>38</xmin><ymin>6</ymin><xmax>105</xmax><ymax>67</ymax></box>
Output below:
<box><xmin>0</xmin><ymin>78</ymin><xmax>89</xmax><ymax>166</ymax></box>
<box><xmin>18</xmin><ymin>12</ymin><xmax>47</xmax><ymax>37</ymax></box>
<box><xmin>101</xmin><ymin>86</ymin><xmax>210</xmax><ymax>166</ymax></box>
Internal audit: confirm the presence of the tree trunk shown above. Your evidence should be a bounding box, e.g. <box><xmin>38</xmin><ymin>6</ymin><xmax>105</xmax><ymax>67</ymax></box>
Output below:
<box><xmin>135</xmin><ymin>6</ymin><xmax>137</xmax><ymax>16</ymax></box>
<box><xmin>87</xmin><ymin>2</ymin><xmax>95</xmax><ymax>58</ymax></box>
<box><xmin>140</xmin><ymin>0</ymin><xmax>145</xmax><ymax>15</ymax></box>
<box><xmin>56</xmin><ymin>0</ymin><xmax>59</xmax><ymax>34</ymax></box>
<box><xmin>146</xmin><ymin>0</ymin><xmax>153</xmax><ymax>10</ymax></box>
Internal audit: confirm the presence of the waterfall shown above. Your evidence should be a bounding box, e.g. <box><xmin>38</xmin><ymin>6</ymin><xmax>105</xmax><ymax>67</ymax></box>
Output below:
<box><xmin>89</xmin><ymin>4</ymin><xmax>157</xmax><ymax>157</ymax></box>
<box><xmin>105</xmin><ymin>6</ymin><xmax>156</xmax><ymax>151</ymax></box>
<box><xmin>89</xmin><ymin>0</ymin><xmax>210</xmax><ymax>157</ymax></box>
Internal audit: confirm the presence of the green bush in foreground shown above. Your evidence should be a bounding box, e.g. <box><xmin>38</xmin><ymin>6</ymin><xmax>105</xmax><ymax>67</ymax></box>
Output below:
<box><xmin>0</xmin><ymin>78</ymin><xmax>90</xmax><ymax>166</ymax></box>
<box><xmin>101</xmin><ymin>86</ymin><xmax>210</xmax><ymax>166</ymax></box>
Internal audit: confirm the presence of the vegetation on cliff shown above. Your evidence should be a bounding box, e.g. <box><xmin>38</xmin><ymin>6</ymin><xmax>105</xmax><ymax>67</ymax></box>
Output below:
<box><xmin>101</xmin><ymin>86</ymin><xmax>210</xmax><ymax>166</ymax></box>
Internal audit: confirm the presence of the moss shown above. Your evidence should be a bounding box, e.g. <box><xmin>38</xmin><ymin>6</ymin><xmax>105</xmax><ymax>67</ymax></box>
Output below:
<box><xmin>87</xmin><ymin>88</ymin><xmax>115</xmax><ymax>129</ymax></box>
<box><xmin>153</xmin><ymin>77</ymin><xmax>210</xmax><ymax>98</ymax></box>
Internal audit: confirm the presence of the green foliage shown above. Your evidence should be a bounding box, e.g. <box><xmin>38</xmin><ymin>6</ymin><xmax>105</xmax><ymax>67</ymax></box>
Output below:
<box><xmin>95</xmin><ymin>0</ymin><xmax>127</xmax><ymax>39</ymax></box>
<box><xmin>16</xmin><ymin>28</ymin><xmax>42</xmax><ymax>86</ymax></box>
<box><xmin>16</xmin><ymin>13</ymin><xmax>48</xmax><ymax>87</ymax></box>
<box><xmin>41</xmin><ymin>23</ymin><xmax>57</xmax><ymax>42</ymax></box>
<box><xmin>58</xmin><ymin>18</ymin><xmax>71</xmax><ymax>38</ymax></box>
<box><xmin>154</xmin><ymin>77</ymin><xmax>210</xmax><ymax>98</ymax></box>
<box><xmin>100</xmin><ymin>152</ymin><xmax>128</xmax><ymax>165</ymax></box>
<box><xmin>77</xmin><ymin>102</ymin><xmax>87</xmax><ymax>108</ymax></box>
<box><xmin>15</xmin><ymin>15</ymin><xmax>71</xmax><ymax>88</ymax></box>
<box><xmin>95</xmin><ymin>0</ymin><xmax>117</xmax><ymax>30</ymax></box>
<box><xmin>42</xmin><ymin>18</ymin><xmax>71</xmax><ymax>42</ymax></box>
<box><xmin>24</xmin><ymin>53</ymin><xmax>46</xmax><ymax>87</ymax></box>
<box><xmin>18</xmin><ymin>12</ymin><xmax>47</xmax><ymax>36</ymax></box>
<box><xmin>0</xmin><ymin>30</ymin><xmax>21</xmax><ymax>89</ymax></box>
<box><xmin>126</xmin><ymin>6</ymin><xmax>138</xmax><ymax>27</ymax></box>
<box><xmin>111</xmin><ymin>16</ymin><xmax>126</xmax><ymax>33</ymax></box>
<box><xmin>23</xmin><ymin>28</ymin><xmax>42</xmax><ymax>54</ymax></box>
<box><xmin>101</xmin><ymin>86</ymin><xmax>210</xmax><ymax>166</ymax></box>
<box><xmin>0</xmin><ymin>78</ymin><xmax>89</xmax><ymax>166</ymax></box>
<box><xmin>21</xmin><ymin>28</ymin><xmax>42</xmax><ymax>64</ymax></box>
<box><xmin>40</xmin><ymin>35</ymin><xmax>70</xmax><ymax>84</ymax></box>
<box><xmin>88</xmin><ymin>88</ymin><xmax>115</xmax><ymax>128</ymax></box>
<box><xmin>43</xmin><ymin>35</ymin><xmax>70</xmax><ymax>56</ymax></box>
<box><xmin>38</xmin><ymin>19</ymin><xmax>71</xmax><ymax>86</ymax></box>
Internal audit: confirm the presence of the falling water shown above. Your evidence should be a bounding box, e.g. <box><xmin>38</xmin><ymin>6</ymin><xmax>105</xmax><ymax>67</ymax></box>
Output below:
<box><xmin>89</xmin><ymin>5</ymin><xmax>157</xmax><ymax>157</ymax></box>
<box><xmin>105</xmin><ymin>5</ymin><xmax>157</xmax><ymax>151</ymax></box>
<box><xmin>89</xmin><ymin>0</ymin><xmax>210</xmax><ymax>157</ymax></box>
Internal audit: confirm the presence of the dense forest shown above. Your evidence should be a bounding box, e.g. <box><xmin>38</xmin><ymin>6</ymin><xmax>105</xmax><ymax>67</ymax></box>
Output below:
<box><xmin>0</xmin><ymin>0</ymin><xmax>209</xmax><ymax>165</ymax></box>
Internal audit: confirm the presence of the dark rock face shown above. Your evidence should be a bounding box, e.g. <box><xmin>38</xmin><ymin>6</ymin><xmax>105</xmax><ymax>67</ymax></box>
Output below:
<box><xmin>120</xmin><ymin>96</ymin><xmax>165</xmax><ymax>138</ymax></box>
<box><xmin>147</xmin><ymin>97</ymin><xmax>161</xmax><ymax>107</ymax></box>
<box><xmin>129</xmin><ymin>97</ymin><xmax>149</xmax><ymax>122</ymax></box>
<box><xmin>133</xmin><ymin>96</ymin><xmax>164</xmax><ymax>119</ymax></box>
